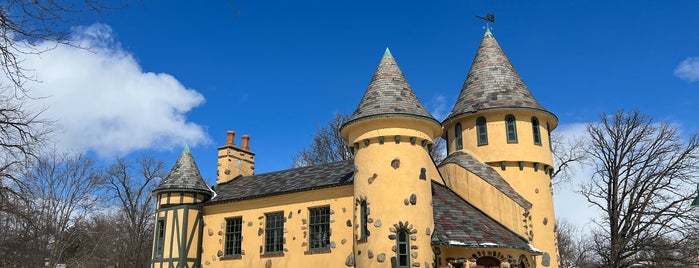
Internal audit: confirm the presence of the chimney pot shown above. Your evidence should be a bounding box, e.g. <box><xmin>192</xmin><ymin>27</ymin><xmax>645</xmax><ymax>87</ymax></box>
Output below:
<box><xmin>226</xmin><ymin>131</ymin><xmax>236</xmax><ymax>146</ymax></box>
<box><xmin>241</xmin><ymin>135</ymin><xmax>250</xmax><ymax>150</ymax></box>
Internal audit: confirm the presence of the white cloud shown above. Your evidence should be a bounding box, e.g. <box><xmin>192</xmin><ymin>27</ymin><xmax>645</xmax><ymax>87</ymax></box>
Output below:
<box><xmin>674</xmin><ymin>57</ymin><xmax>699</xmax><ymax>82</ymax></box>
<box><xmin>16</xmin><ymin>24</ymin><xmax>209</xmax><ymax>157</ymax></box>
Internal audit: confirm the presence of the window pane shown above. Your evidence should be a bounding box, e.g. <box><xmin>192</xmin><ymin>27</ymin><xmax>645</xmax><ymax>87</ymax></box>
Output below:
<box><xmin>455</xmin><ymin>123</ymin><xmax>463</xmax><ymax>150</ymax></box>
<box><xmin>225</xmin><ymin>217</ymin><xmax>242</xmax><ymax>256</ymax></box>
<box><xmin>309</xmin><ymin>206</ymin><xmax>330</xmax><ymax>250</ymax></box>
<box><xmin>265</xmin><ymin>212</ymin><xmax>284</xmax><ymax>253</ymax></box>
<box><xmin>506</xmin><ymin>115</ymin><xmax>518</xmax><ymax>143</ymax></box>
<box><xmin>477</xmin><ymin>117</ymin><xmax>488</xmax><ymax>145</ymax></box>
<box><xmin>532</xmin><ymin>117</ymin><xmax>541</xmax><ymax>145</ymax></box>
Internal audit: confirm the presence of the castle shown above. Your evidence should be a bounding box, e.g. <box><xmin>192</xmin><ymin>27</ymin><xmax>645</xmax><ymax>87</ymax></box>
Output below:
<box><xmin>150</xmin><ymin>29</ymin><xmax>560</xmax><ymax>268</ymax></box>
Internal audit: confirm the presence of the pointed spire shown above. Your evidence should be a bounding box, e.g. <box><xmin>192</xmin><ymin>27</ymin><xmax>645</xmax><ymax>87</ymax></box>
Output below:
<box><xmin>153</xmin><ymin>146</ymin><xmax>212</xmax><ymax>196</ymax></box>
<box><xmin>444</xmin><ymin>31</ymin><xmax>552</xmax><ymax>122</ymax></box>
<box><xmin>342</xmin><ymin>49</ymin><xmax>438</xmax><ymax>129</ymax></box>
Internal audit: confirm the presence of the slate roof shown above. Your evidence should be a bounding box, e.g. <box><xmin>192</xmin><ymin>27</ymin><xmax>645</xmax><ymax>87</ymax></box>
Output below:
<box><xmin>439</xmin><ymin>151</ymin><xmax>532</xmax><ymax>209</ymax></box>
<box><xmin>342</xmin><ymin>48</ymin><xmax>438</xmax><ymax>130</ymax></box>
<box><xmin>153</xmin><ymin>146</ymin><xmax>213</xmax><ymax>196</ymax></box>
<box><xmin>444</xmin><ymin>29</ymin><xmax>553</xmax><ymax>123</ymax></box>
<box><xmin>207</xmin><ymin>160</ymin><xmax>354</xmax><ymax>204</ymax></box>
<box><xmin>432</xmin><ymin>182</ymin><xmax>534</xmax><ymax>252</ymax></box>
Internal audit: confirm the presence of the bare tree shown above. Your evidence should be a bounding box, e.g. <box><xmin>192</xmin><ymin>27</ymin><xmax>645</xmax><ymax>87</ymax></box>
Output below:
<box><xmin>104</xmin><ymin>155</ymin><xmax>165</xmax><ymax>268</ymax></box>
<box><xmin>556</xmin><ymin>219</ymin><xmax>596</xmax><ymax>268</ymax></box>
<box><xmin>550</xmin><ymin>132</ymin><xmax>589</xmax><ymax>186</ymax></box>
<box><xmin>293</xmin><ymin>113</ymin><xmax>352</xmax><ymax>167</ymax></box>
<box><xmin>582</xmin><ymin>110</ymin><xmax>699</xmax><ymax>268</ymax></box>
<box><xmin>0</xmin><ymin>0</ymin><xmax>120</xmax><ymax>225</ymax></box>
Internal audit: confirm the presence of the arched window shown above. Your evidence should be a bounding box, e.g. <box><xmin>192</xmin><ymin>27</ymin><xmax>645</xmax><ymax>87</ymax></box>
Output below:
<box><xmin>505</xmin><ymin>115</ymin><xmax>518</xmax><ymax>143</ymax></box>
<box><xmin>397</xmin><ymin>229</ymin><xmax>410</xmax><ymax>268</ymax></box>
<box><xmin>531</xmin><ymin>117</ymin><xmax>541</xmax><ymax>145</ymax></box>
<box><xmin>359</xmin><ymin>201</ymin><xmax>368</xmax><ymax>241</ymax></box>
<box><xmin>455</xmin><ymin>123</ymin><xmax>463</xmax><ymax>150</ymax></box>
<box><xmin>476</xmin><ymin>116</ymin><xmax>488</xmax><ymax>146</ymax></box>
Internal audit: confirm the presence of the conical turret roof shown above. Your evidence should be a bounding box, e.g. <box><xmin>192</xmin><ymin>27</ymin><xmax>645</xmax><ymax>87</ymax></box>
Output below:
<box><xmin>444</xmin><ymin>29</ymin><xmax>551</xmax><ymax>122</ymax></box>
<box><xmin>153</xmin><ymin>145</ymin><xmax>212</xmax><ymax>196</ymax></box>
<box><xmin>342</xmin><ymin>48</ymin><xmax>438</xmax><ymax>129</ymax></box>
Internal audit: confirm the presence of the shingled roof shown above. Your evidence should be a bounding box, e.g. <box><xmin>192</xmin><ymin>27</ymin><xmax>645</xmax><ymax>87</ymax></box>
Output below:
<box><xmin>153</xmin><ymin>146</ymin><xmax>213</xmax><ymax>196</ymax></box>
<box><xmin>207</xmin><ymin>160</ymin><xmax>354</xmax><ymax>204</ymax></box>
<box><xmin>342</xmin><ymin>48</ymin><xmax>438</xmax><ymax>130</ymax></box>
<box><xmin>444</xmin><ymin>29</ymin><xmax>552</xmax><ymax>123</ymax></box>
<box><xmin>432</xmin><ymin>182</ymin><xmax>534</xmax><ymax>252</ymax></box>
<box><xmin>439</xmin><ymin>151</ymin><xmax>531</xmax><ymax>209</ymax></box>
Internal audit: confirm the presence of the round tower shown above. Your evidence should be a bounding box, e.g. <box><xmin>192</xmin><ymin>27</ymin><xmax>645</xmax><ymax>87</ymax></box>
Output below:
<box><xmin>341</xmin><ymin>49</ymin><xmax>442</xmax><ymax>268</ymax></box>
<box><xmin>442</xmin><ymin>29</ymin><xmax>560</xmax><ymax>267</ymax></box>
<box><xmin>151</xmin><ymin>146</ymin><xmax>212</xmax><ymax>268</ymax></box>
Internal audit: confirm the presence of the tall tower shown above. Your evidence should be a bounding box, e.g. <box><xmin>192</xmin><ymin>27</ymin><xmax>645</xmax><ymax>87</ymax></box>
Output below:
<box><xmin>151</xmin><ymin>146</ymin><xmax>212</xmax><ymax>268</ymax></box>
<box><xmin>341</xmin><ymin>49</ymin><xmax>442</xmax><ymax>268</ymax></box>
<box><xmin>442</xmin><ymin>29</ymin><xmax>560</xmax><ymax>267</ymax></box>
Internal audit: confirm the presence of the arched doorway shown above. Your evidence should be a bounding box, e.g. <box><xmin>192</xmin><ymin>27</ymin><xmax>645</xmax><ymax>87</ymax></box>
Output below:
<box><xmin>476</xmin><ymin>256</ymin><xmax>501</xmax><ymax>268</ymax></box>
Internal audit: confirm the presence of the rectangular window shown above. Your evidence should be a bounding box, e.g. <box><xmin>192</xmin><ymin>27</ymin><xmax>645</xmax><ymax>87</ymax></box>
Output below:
<box><xmin>265</xmin><ymin>212</ymin><xmax>284</xmax><ymax>253</ymax></box>
<box><xmin>224</xmin><ymin>217</ymin><xmax>243</xmax><ymax>256</ymax></box>
<box><xmin>309</xmin><ymin>206</ymin><xmax>331</xmax><ymax>250</ymax></box>
<box><xmin>154</xmin><ymin>218</ymin><xmax>165</xmax><ymax>258</ymax></box>
<box><xmin>359</xmin><ymin>201</ymin><xmax>368</xmax><ymax>242</ymax></box>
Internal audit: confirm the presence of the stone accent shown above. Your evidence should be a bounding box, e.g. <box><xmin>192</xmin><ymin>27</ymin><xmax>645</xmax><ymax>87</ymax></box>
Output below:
<box><xmin>208</xmin><ymin>228</ymin><xmax>213</xmax><ymax>236</ymax></box>
<box><xmin>265</xmin><ymin>259</ymin><xmax>272</xmax><ymax>268</ymax></box>
<box><xmin>341</xmin><ymin>238</ymin><xmax>347</xmax><ymax>244</ymax></box>
<box><xmin>346</xmin><ymin>220</ymin><xmax>352</xmax><ymax>227</ymax></box>
<box><xmin>419</xmin><ymin>168</ymin><xmax>426</xmax><ymax>180</ymax></box>
<box><xmin>368</xmin><ymin>173</ymin><xmax>377</xmax><ymax>184</ymax></box>
<box><xmin>368</xmin><ymin>250</ymin><xmax>374</xmax><ymax>258</ymax></box>
<box><xmin>541</xmin><ymin>252</ymin><xmax>550</xmax><ymax>266</ymax></box>
<box><xmin>543</xmin><ymin>217</ymin><xmax>548</xmax><ymax>225</ymax></box>
<box><xmin>410</xmin><ymin>194</ymin><xmax>417</xmax><ymax>205</ymax></box>
<box><xmin>391</xmin><ymin>158</ymin><xmax>400</xmax><ymax>169</ymax></box>
<box><xmin>377</xmin><ymin>253</ymin><xmax>386</xmax><ymax>262</ymax></box>
<box><xmin>345</xmin><ymin>253</ymin><xmax>355</xmax><ymax>266</ymax></box>
<box><xmin>374</xmin><ymin>220</ymin><xmax>382</xmax><ymax>227</ymax></box>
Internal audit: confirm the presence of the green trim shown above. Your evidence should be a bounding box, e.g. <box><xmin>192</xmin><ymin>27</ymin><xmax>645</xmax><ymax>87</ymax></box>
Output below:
<box><xmin>532</xmin><ymin>117</ymin><xmax>542</xmax><ymax>145</ymax></box>
<box><xmin>455</xmin><ymin>123</ymin><xmax>463</xmax><ymax>150</ymax></box>
<box><xmin>396</xmin><ymin>229</ymin><xmax>411</xmax><ymax>268</ymax></box>
<box><xmin>476</xmin><ymin>116</ymin><xmax>488</xmax><ymax>146</ymax></box>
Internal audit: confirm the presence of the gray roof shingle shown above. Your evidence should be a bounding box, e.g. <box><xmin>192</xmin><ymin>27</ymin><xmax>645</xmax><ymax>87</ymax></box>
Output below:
<box><xmin>432</xmin><ymin>182</ymin><xmax>534</xmax><ymax>251</ymax></box>
<box><xmin>207</xmin><ymin>160</ymin><xmax>354</xmax><ymax>204</ymax></box>
<box><xmin>444</xmin><ymin>30</ymin><xmax>552</xmax><ymax>122</ymax></box>
<box><xmin>153</xmin><ymin>146</ymin><xmax>213</xmax><ymax>196</ymax></box>
<box><xmin>439</xmin><ymin>151</ymin><xmax>532</xmax><ymax>209</ymax></box>
<box><xmin>342</xmin><ymin>48</ymin><xmax>438</xmax><ymax>130</ymax></box>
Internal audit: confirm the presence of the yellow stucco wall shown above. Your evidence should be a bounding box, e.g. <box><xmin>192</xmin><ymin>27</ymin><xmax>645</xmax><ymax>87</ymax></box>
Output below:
<box><xmin>344</xmin><ymin>117</ymin><xmax>441</xmax><ymax>268</ymax></box>
<box><xmin>438</xmin><ymin>162</ymin><xmax>527</xmax><ymax>237</ymax></box>
<box><xmin>200</xmin><ymin>185</ymin><xmax>355</xmax><ymax>267</ymax></box>
<box><xmin>443</xmin><ymin>110</ymin><xmax>559</xmax><ymax>267</ymax></box>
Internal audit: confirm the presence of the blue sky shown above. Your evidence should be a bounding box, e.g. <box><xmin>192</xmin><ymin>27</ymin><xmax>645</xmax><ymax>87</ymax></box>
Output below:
<box><xmin>14</xmin><ymin>1</ymin><xmax>699</xmax><ymax>224</ymax></box>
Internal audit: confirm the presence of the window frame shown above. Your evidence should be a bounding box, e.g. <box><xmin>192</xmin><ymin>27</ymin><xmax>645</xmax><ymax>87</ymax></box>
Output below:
<box><xmin>476</xmin><ymin>116</ymin><xmax>488</xmax><ymax>146</ymax></box>
<box><xmin>397</xmin><ymin>229</ymin><xmax>410</xmax><ymax>268</ymax></box>
<box><xmin>359</xmin><ymin>201</ymin><xmax>368</xmax><ymax>242</ymax></box>
<box><xmin>531</xmin><ymin>117</ymin><xmax>541</xmax><ymax>145</ymax></box>
<box><xmin>154</xmin><ymin>218</ymin><xmax>165</xmax><ymax>258</ymax></box>
<box><xmin>455</xmin><ymin>123</ymin><xmax>463</xmax><ymax>150</ymax></box>
<box><xmin>505</xmin><ymin>114</ymin><xmax>518</xmax><ymax>143</ymax></box>
<box><xmin>308</xmin><ymin>206</ymin><xmax>331</xmax><ymax>251</ymax></box>
<box><xmin>224</xmin><ymin>217</ymin><xmax>243</xmax><ymax>257</ymax></box>
<box><xmin>264</xmin><ymin>212</ymin><xmax>285</xmax><ymax>254</ymax></box>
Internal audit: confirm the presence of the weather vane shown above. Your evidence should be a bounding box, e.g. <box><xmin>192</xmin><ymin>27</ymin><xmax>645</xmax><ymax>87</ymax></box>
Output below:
<box><xmin>475</xmin><ymin>13</ymin><xmax>495</xmax><ymax>31</ymax></box>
